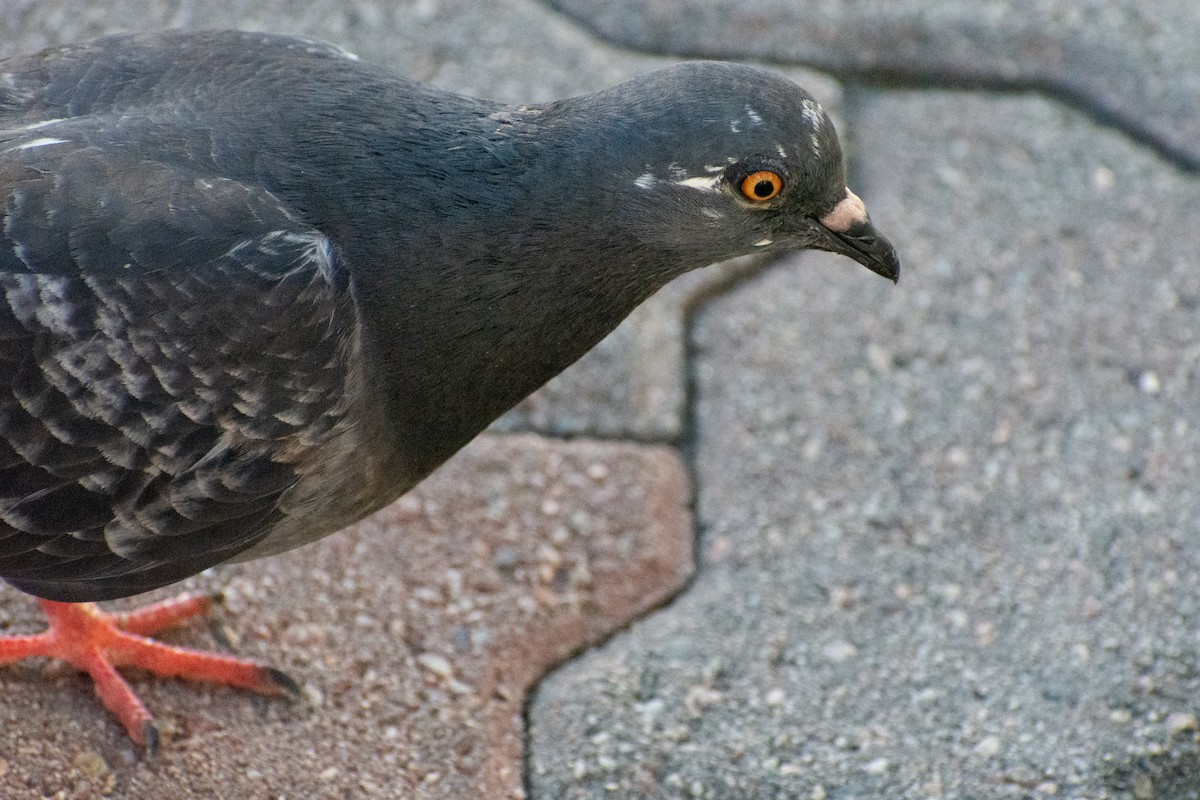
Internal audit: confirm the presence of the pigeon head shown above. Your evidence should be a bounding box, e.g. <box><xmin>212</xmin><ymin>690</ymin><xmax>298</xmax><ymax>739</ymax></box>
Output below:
<box><xmin>555</xmin><ymin>61</ymin><xmax>899</xmax><ymax>281</ymax></box>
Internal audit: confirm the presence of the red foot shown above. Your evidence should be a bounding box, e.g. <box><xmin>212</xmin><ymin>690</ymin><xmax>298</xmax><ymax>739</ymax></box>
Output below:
<box><xmin>0</xmin><ymin>593</ymin><xmax>297</xmax><ymax>753</ymax></box>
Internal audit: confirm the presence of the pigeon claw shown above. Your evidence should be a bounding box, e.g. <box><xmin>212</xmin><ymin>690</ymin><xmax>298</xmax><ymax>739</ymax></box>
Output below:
<box><xmin>0</xmin><ymin>594</ymin><xmax>293</xmax><ymax>751</ymax></box>
<box><xmin>264</xmin><ymin>665</ymin><xmax>303</xmax><ymax>697</ymax></box>
<box><xmin>143</xmin><ymin>720</ymin><xmax>160</xmax><ymax>757</ymax></box>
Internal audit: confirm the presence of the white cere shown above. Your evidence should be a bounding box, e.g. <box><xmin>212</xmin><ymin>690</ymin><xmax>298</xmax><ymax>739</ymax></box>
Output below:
<box><xmin>818</xmin><ymin>189</ymin><xmax>868</xmax><ymax>233</ymax></box>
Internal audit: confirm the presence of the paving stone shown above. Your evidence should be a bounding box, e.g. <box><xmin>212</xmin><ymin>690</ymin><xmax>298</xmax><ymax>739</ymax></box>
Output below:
<box><xmin>528</xmin><ymin>88</ymin><xmax>1200</xmax><ymax>799</ymax></box>
<box><xmin>0</xmin><ymin>434</ymin><xmax>692</xmax><ymax>799</ymax></box>
<box><xmin>549</xmin><ymin>0</ymin><xmax>1200</xmax><ymax>168</ymax></box>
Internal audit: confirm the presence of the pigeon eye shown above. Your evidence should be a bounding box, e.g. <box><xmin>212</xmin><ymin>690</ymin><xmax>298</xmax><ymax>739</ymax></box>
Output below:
<box><xmin>739</xmin><ymin>170</ymin><xmax>784</xmax><ymax>202</ymax></box>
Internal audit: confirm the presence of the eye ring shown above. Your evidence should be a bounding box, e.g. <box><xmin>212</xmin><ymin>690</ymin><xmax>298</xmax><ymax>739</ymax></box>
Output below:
<box><xmin>739</xmin><ymin>170</ymin><xmax>785</xmax><ymax>203</ymax></box>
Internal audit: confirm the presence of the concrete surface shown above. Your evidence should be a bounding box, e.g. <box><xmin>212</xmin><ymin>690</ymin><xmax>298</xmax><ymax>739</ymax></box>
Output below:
<box><xmin>547</xmin><ymin>0</ymin><xmax>1200</xmax><ymax>169</ymax></box>
<box><xmin>0</xmin><ymin>436</ymin><xmax>690</xmax><ymax>798</ymax></box>
<box><xmin>1</xmin><ymin>1</ymin><xmax>1198</xmax><ymax>799</ymax></box>
<box><xmin>529</xmin><ymin>89</ymin><xmax>1200</xmax><ymax>799</ymax></box>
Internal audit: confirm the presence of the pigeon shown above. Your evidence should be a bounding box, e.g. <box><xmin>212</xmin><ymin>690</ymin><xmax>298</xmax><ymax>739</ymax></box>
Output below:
<box><xmin>0</xmin><ymin>29</ymin><xmax>899</xmax><ymax>750</ymax></box>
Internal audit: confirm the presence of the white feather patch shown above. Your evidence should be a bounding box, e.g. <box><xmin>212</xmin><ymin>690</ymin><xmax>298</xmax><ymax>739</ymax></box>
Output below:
<box><xmin>801</xmin><ymin>98</ymin><xmax>824</xmax><ymax>128</ymax></box>
<box><xmin>6</xmin><ymin>137</ymin><xmax>67</xmax><ymax>152</ymax></box>
<box><xmin>675</xmin><ymin>176</ymin><xmax>721</xmax><ymax>192</ymax></box>
<box><xmin>4</xmin><ymin>118</ymin><xmax>67</xmax><ymax>133</ymax></box>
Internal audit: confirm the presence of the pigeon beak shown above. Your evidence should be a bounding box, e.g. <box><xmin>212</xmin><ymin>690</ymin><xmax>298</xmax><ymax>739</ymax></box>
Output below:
<box><xmin>813</xmin><ymin>190</ymin><xmax>901</xmax><ymax>283</ymax></box>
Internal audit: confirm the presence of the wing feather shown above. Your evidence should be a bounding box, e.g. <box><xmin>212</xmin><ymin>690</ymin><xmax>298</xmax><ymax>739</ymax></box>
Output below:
<box><xmin>0</xmin><ymin>147</ymin><xmax>361</xmax><ymax>601</ymax></box>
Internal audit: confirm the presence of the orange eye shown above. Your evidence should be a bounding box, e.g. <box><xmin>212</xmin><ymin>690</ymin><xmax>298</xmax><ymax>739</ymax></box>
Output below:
<box><xmin>739</xmin><ymin>170</ymin><xmax>784</xmax><ymax>202</ymax></box>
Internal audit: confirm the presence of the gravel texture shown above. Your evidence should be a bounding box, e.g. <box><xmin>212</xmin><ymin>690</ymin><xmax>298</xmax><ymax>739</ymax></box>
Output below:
<box><xmin>528</xmin><ymin>88</ymin><xmax>1200</xmax><ymax>799</ymax></box>
<box><xmin>0</xmin><ymin>435</ymin><xmax>691</xmax><ymax>798</ymax></box>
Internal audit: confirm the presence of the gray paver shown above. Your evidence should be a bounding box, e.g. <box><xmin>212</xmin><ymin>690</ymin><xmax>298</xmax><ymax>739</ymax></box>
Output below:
<box><xmin>528</xmin><ymin>88</ymin><xmax>1200</xmax><ymax>799</ymax></box>
<box><xmin>549</xmin><ymin>0</ymin><xmax>1200</xmax><ymax>168</ymax></box>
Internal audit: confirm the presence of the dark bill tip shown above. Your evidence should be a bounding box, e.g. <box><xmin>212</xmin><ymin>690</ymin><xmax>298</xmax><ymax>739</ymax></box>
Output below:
<box><xmin>818</xmin><ymin>219</ymin><xmax>901</xmax><ymax>283</ymax></box>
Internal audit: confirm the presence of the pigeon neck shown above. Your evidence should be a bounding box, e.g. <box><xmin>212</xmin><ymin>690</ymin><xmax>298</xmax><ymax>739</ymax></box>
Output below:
<box><xmin>346</xmin><ymin>213</ymin><xmax>675</xmax><ymax>480</ymax></box>
<box><xmin>269</xmin><ymin>91</ymin><xmax>698</xmax><ymax>479</ymax></box>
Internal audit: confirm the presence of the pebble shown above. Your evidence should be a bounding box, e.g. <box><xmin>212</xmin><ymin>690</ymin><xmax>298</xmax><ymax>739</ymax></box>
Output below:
<box><xmin>417</xmin><ymin>652</ymin><xmax>455</xmax><ymax>680</ymax></box>
<box><xmin>1091</xmin><ymin>165</ymin><xmax>1115</xmax><ymax>192</ymax></box>
<box><xmin>493</xmin><ymin>547</ymin><xmax>520</xmax><ymax>573</ymax></box>
<box><xmin>1165</xmin><ymin>711</ymin><xmax>1197</xmax><ymax>734</ymax></box>
<box><xmin>823</xmin><ymin>640</ymin><xmax>858</xmax><ymax>662</ymax></box>
<box><xmin>864</xmin><ymin>758</ymin><xmax>890</xmax><ymax>775</ymax></box>
<box><xmin>974</xmin><ymin>736</ymin><xmax>1002</xmax><ymax>758</ymax></box>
